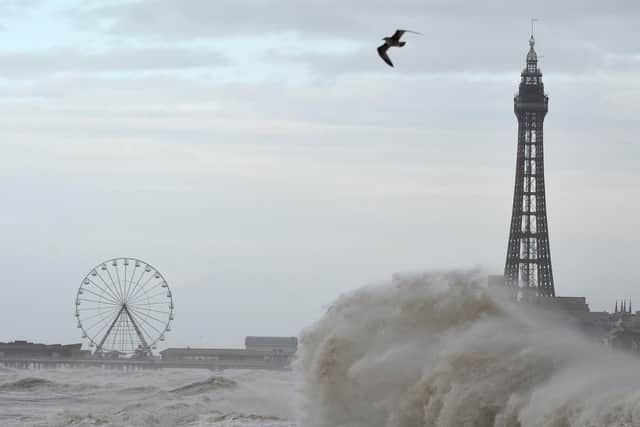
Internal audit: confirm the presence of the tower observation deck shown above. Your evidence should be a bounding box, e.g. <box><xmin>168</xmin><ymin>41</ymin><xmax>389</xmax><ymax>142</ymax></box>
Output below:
<box><xmin>504</xmin><ymin>35</ymin><xmax>555</xmax><ymax>298</ymax></box>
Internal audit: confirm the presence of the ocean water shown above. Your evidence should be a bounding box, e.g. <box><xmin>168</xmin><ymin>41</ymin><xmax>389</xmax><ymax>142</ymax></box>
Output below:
<box><xmin>0</xmin><ymin>367</ymin><xmax>296</xmax><ymax>427</ymax></box>
<box><xmin>5</xmin><ymin>270</ymin><xmax>640</xmax><ymax>427</ymax></box>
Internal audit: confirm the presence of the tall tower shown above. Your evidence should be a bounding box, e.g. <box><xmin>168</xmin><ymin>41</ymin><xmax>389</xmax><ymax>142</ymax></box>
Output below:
<box><xmin>504</xmin><ymin>34</ymin><xmax>555</xmax><ymax>298</ymax></box>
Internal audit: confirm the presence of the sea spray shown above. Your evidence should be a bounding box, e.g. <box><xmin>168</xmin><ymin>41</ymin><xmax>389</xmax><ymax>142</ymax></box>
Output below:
<box><xmin>296</xmin><ymin>270</ymin><xmax>640</xmax><ymax>427</ymax></box>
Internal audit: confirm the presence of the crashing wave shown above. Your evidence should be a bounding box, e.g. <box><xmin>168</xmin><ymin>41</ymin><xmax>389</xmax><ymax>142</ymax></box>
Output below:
<box><xmin>296</xmin><ymin>270</ymin><xmax>640</xmax><ymax>427</ymax></box>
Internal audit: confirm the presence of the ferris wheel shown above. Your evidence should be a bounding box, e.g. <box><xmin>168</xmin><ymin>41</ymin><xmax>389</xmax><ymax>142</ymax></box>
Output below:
<box><xmin>75</xmin><ymin>258</ymin><xmax>174</xmax><ymax>355</ymax></box>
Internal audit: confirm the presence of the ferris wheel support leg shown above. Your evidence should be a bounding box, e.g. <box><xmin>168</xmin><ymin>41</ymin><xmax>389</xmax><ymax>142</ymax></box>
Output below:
<box><xmin>124</xmin><ymin>306</ymin><xmax>151</xmax><ymax>352</ymax></box>
<box><xmin>96</xmin><ymin>306</ymin><xmax>125</xmax><ymax>353</ymax></box>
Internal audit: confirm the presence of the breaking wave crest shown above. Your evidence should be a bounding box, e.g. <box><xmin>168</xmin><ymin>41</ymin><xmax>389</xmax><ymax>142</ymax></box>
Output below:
<box><xmin>169</xmin><ymin>376</ymin><xmax>238</xmax><ymax>395</ymax></box>
<box><xmin>296</xmin><ymin>270</ymin><xmax>640</xmax><ymax>427</ymax></box>
<box><xmin>0</xmin><ymin>377</ymin><xmax>56</xmax><ymax>391</ymax></box>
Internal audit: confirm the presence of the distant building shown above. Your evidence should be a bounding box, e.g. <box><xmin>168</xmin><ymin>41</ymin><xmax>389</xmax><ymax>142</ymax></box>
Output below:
<box><xmin>487</xmin><ymin>282</ymin><xmax>640</xmax><ymax>353</ymax></box>
<box><xmin>0</xmin><ymin>341</ymin><xmax>88</xmax><ymax>359</ymax></box>
<box><xmin>245</xmin><ymin>336</ymin><xmax>297</xmax><ymax>353</ymax></box>
<box><xmin>542</xmin><ymin>296</ymin><xmax>590</xmax><ymax>313</ymax></box>
<box><xmin>160</xmin><ymin>336</ymin><xmax>298</xmax><ymax>369</ymax></box>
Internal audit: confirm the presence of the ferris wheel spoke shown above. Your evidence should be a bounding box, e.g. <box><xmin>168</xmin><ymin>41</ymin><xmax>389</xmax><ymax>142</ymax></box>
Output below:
<box><xmin>94</xmin><ymin>271</ymin><xmax>123</xmax><ymax>303</ymax></box>
<box><xmin>83</xmin><ymin>306</ymin><xmax>119</xmax><ymax>328</ymax></box>
<box><xmin>124</xmin><ymin>261</ymin><xmax>142</xmax><ymax>304</ymax></box>
<box><xmin>129</xmin><ymin>305</ymin><xmax>166</xmax><ymax>327</ymax></box>
<box><xmin>133</xmin><ymin>317</ymin><xmax>163</xmax><ymax>343</ymax></box>
<box><xmin>109</xmin><ymin>318</ymin><xmax>120</xmax><ymax>352</ymax></box>
<box><xmin>98</xmin><ymin>269</ymin><xmax>123</xmax><ymax>304</ymax></box>
<box><xmin>109</xmin><ymin>320</ymin><xmax>118</xmax><ymax>351</ymax></box>
<box><xmin>127</xmin><ymin>301</ymin><xmax>172</xmax><ymax>307</ymax></box>
<box><xmin>131</xmin><ymin>309</ymin><xmax>168</xmax><ymax>326</ymax></box>
<box><xmin>120</xmin><ymin>317</ymin><xmax>129</xmax><ymax>352</ymax></box>
<box><xmin>128</xmin><ymin>269</ymin><xmax>156</xmax><ymax>298</ymax></box>
<box><xmin>113</xmin><ymin>263</ymin><xmax>126</xmax><ymax>305</ymax></box>
<box><xmin>124</xmin><ymin>264</ymin><xmax>147</xmax><ymax>302</ymax></box>
<box><xmin>127</xmin><ymin>306</ymin><xmax>171</xmax><ymax>316</ymax></box>
<box><xmin>128</xmin><ymin>288</ymin><xmax>161</xmax><ymax>307</ymax></box>
<box><xmin>114</xmin><ymin>316</ymin><xmax>127</xmax><ymax>352</ymax></box>
<box><xmin>123</xmin><ymin>261</ymin><xmax>129</xmax><ymax>303</ymax></box>
<box><xmin>79</xmin><ymin>307</ymin><xmax>119</xmax><ymax>323</ymax></box>
<box><xmin>129</xmin><ymin>314</ymin><xmax>154</xmax><ymax>346</ymax></box>
<box><xmin>89</xmin><ymin>318</ymin><xmax>114</xmax><ymax>343</ymax></box>
<box><xmin>78</xmin><ymin>298</ymin><xmax>120</xmax><ymax>306</ymax></box>
<box><xmin>114</xmin><ymin>263</ymin><xmax>125</xmax><ymax>305</ymax></box>
<box><xmin>126</xmin><ymin>319</ymin><xmax>136</xmax><ymax>352</ymax></box>
<box><xmin>133</xmin><ymin>269</ymin><xmax>165</xmax><ymax>301</ymax></box>
<box><xmin>96</xmin><ymin>307</ymin><xmax>125</xmax><ymax>351</ymax></box>
<box><xmin>121</xmin><ymin>316</ymin><xmax>129</xmax><ymax>352</ymax></box>
<box><xmin>84</xmin><ymin>307</ymin><xmax>120</xmax><ymax>334</ymax></box>
<box><xmin>134</xmin><ymin>313</ymin><xmax>169</xmax><ymax>330</ymax></box>
<box><xmin>84</xmin><ymin>315</ymin><xmax>113</xmax><ymax>335</ymax></box>
<box><xmin>129</xmin><ymin>306</ymin><xmax>166</xmax><ymax>336</ymax></box>
<box><xmin>85</xmin><ymin>278</ymin><xmax>121</xmax><ymax>304</ymax></box>
<box><xmin>80</xmin><ymin>286</ymin><xmax>120</xmax><ymax>304</ymax></box>
<box><xmin>78</xmin><ymin>306</ymin><xmax>120</xmax><ymax>312</ymax></box>
<box><xmin>84</xmin><ymin>316</ymin><xmax>116</xmax><ymax>335</ymax></box>
<box><xmin>124</xmin><ymin>307</ymin><xmax>151</xmax><ymax>349</ymax></box>
<box><xmin>131</xmin><ymin>289</ymin><xmax>169</xmax><ymax>305</ymax></box>
<box><xmin>104</xmin><ymin>267</ymin><xmax>125</xmax><ymax>303</ymax></box>
<box><xmin>128</xmin><ymin>288</ymin><xmax>165</xmax><ymax>307</ymax></box>
<box><xmin>127</xmin><ymin>273</ymin><xmax>158</xmax><ymax>304</ymax></box>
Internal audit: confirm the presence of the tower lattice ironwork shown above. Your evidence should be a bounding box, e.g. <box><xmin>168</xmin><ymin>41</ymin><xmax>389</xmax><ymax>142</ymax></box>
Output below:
<box><xmin>504</xmin><ymin>34</ymin><xmax>555</xmax><ymax>298</ymax></box>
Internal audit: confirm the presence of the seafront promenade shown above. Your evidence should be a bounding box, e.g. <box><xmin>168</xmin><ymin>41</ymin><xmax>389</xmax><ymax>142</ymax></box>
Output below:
<box><xmin>0</xmin><ymin>357</ymin><xmax>291</xmax><ymax>371</ymax></box>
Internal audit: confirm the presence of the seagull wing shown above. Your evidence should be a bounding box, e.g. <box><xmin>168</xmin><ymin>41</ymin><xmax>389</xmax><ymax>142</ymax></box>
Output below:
<box><xmin>377</xmin><ymin>44</ymin><xmax>393</xmax><ymax>67</ymax></box>
<box><xmin>391</xmin><ymin>29</ymin><xmax>406</xmax><ymax>41</ymax></box>
<box><xmin>398</xmin><ymin>29</ymin><xmax>423</xmax><ymax>36</ymax></box>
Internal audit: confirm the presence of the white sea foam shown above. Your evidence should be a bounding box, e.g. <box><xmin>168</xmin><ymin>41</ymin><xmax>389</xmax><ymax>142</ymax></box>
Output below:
<box><xmin>296</xmin><ymin>270</ymin><xmax>640</xmax><ymax>427</ymax></box>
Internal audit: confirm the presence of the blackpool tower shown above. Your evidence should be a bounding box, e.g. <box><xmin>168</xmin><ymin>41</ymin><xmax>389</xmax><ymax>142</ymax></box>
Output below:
<box><xmin>504</xmin><ymin>34</ymin><xmax>555</xmax><ymax>298</ymax></box>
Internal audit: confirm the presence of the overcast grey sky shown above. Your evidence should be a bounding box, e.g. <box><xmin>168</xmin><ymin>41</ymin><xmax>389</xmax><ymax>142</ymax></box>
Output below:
<box><xmin>0</xmin><ymin>0</ymin><xmax>639</xmax><ymax>348</ymax></box>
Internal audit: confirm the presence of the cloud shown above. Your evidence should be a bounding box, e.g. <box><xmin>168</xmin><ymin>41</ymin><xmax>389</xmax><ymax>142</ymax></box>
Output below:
<box><xmin>0</xmin><ymin>0</ymin><xmax>41</xmax><ymax>13</ymax></box>
<box><xmin>0</xmin><ymin>47</ymin><xmax>228</xmax><ymax>78</ymax></box>
<box><xmin>71</xmin><ymin>0</ymin><xmax>640</xmax><ymax>42</ymax></box>
<box><xmin>66</xmin><ymin>0</ymin><xmax>640</xmax><ymax>78</ymax></box>
<box><xmin>0</xmin><ymin>0</ymin><xmax>41</xmax><ymax>29</ymax></box>
<box><xmin>266</xmin><ymin>42</ymin><xmax>639</xmax><ymax>77</ymax></box>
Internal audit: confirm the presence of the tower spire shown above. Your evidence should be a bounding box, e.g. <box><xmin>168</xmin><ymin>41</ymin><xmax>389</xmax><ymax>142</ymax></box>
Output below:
<box><xmin>531</xmin><ymin>17</ymin><xmax>538</xmax><ymax>40</ymax></box>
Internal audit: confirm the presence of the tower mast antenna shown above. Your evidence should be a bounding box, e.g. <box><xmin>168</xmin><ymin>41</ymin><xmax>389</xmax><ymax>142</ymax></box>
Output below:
<box><xmin>531</xmin><ymin>17</ymin><xmax>538</xmax><ymax>38</ymax></box>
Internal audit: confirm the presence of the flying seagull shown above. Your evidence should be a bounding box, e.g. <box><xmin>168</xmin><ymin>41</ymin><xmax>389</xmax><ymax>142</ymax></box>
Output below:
<box><xmin>377</xmin><ymin>29</ymin><xmax>423</xmax><ymax>67</ymax></box>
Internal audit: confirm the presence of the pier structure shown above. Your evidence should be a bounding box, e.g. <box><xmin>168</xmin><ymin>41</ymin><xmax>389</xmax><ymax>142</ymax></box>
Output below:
<box><xmin>0</xmin><ymin>336</ymin><xmax>298</xmax><ymax>371</ymax></box>
<box><xmin>0</xmin><ymin>357</ymin><xmax>290</xmax><ymax>371</ymax></box>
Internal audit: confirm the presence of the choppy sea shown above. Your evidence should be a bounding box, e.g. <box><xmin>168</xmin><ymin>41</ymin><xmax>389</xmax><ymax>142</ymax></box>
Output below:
<box><xmin>0</xmin><ymin>367</ymin><xmax>295</xmax><ymax>427</ymax></box>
